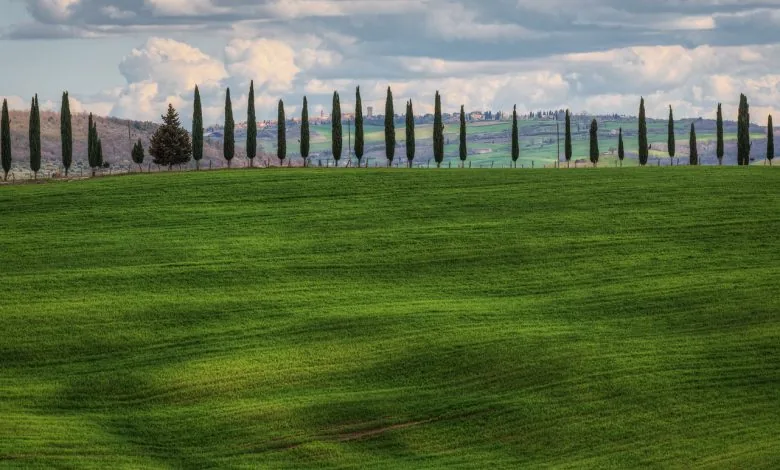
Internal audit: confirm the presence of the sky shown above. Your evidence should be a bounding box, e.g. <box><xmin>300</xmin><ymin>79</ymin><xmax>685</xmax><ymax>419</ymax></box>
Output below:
<box><xmin>1</xmin><ymin>0</ymin><xmax>780</xmax><ymax>125</ymax></box>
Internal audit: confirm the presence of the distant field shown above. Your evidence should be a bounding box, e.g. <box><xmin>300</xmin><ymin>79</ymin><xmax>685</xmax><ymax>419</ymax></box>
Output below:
<box><xmin>1</xmin><ymin>168</ymin><xmax>779</xmax><ymax>467</ymax></box>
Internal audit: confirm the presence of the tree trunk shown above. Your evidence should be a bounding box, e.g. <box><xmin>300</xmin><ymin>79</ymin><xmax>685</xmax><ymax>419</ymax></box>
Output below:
<box><xmin>92</xmin><ymin>169</ymin><xmax>96</xmax><ymax>177</ymax></box>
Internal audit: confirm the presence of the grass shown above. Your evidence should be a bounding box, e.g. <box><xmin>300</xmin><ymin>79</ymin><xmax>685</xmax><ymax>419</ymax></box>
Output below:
<box><xmin>1</xmin><ymin>168</ymin><xmax>779</xmax><ymax>468</ymax></box>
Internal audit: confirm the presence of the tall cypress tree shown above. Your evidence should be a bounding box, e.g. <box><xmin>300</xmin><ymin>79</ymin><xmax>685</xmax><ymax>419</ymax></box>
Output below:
<box><xmin>301</xmin><ymin>96</ymin><xmax>310</xmax><ymax>166</ymax></box>
<box><xmin>1</xmin><ymin>99</ymin><xmax>11</xmax><ymax>181</ymax></box>
<box><xmin>589</xmin><ymin>118</ymin><xmax>599</xmax><ymax>167</ymax></box>
<box><xmin>737</xmin><ymin>94</ymin><xmax>750</xmax><ymax>166</ymax></box>
<box><xmin>511</xmin><ymin>105</ymin><xmax>519</xmax><ymax>168</ymax></box>
<box><xmin>354</xmin><ymin>86</ymin><xmax>364</xmax><ymax>166</ymax></box>
<box><xmin>638</xmin><ymin>97</ymin><xmax>648</xmax><ymax>166</ymax></box>
<box><xmin>87</xmin><ymin>113</ymin><xmax>96</xmax><ymax>174</ymax></box>
<box><xmin>277</xmin><ymin>99</ymin><xmax>286</xmax><ymax>165</ymax></box>
<box><xmin>667</xmin><ymin>105</ymin><xmax>675</xmax><ymax>166</ymax></box>
<box><xmin>618</xmin><ymin>127</ymin><xmax>625</xmax><ymax>167</ymax></box>
<box><xmin>29</xmin><ymin>95</ymin><xmax>41</xmax><ymax>179</ymax></box>
<box><xmin>433</xmin><ymin>91</ymin><xmax>443</xmax><ymax>167</ymax></box>
<box><xmin>564</xmin><ymin>109</ymin><xmax>572</xmax><ymax>167</ymax></box>
<box><xmin>60</xmin><ymin>91</ymin><xmax>72</xmax><ymax>176</ymax></box>
<box><xmin>247</xmin><ymin>80</ymin><xmax>257</xmax><ymax>167</ymax></box>
<box><xmin>332</xmin><ymin>91</ymin><xmax>342</xmax><ymax>166</ymax></box>
<box><xmin>224</xmin><ymin>88</ymin><xmax>235</xmax><ymax>168</ymax></box>
<box><xmin>767</xmin><ymin>115</ymin><xmax>774</xmax><ymax>166</ymax></box>
<box><xmin>384</xmin><ymin>86</ymin><xmax>395</xmax><ymax>166</ymax></box>
<box><xmin>459</xmin><ymin>105</ymin><xmax>467</xmax><ymax>167</ymax></box>
<box><xmin>406</xmin><ymin>99</ymin><xmax>415</xmax><ymax>168</ymax></box>
<box><xmin>689</xmin><ymin>123</ymin><xmax>698</xmax><ymax>166</ymax></box>
<box><xmin>716</xmin><ymin>103</ymin><xmax>724</xmax><ymax>165</ymax></box>
<box><xmin>192</xmin><ymin>85</ymin><xmax>203</xmax><ymax>170</ymax></box>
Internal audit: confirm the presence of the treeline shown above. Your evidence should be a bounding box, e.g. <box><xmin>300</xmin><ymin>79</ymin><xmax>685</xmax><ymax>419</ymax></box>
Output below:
<box><xmin>0</xmin><ymin>89</ymin><xmax>775</xmax><ymax>180</ymax></box>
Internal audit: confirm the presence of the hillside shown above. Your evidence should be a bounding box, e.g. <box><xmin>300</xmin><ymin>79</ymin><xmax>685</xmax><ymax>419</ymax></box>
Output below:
<box><xmin>1</xmin><ymin>169</ymin><xmax>778</xmax><ymax>467</ymax></box>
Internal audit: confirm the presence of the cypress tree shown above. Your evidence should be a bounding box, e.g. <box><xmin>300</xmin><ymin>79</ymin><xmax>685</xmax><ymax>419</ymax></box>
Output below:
<box><xmin>61</xmin><ymin>91</ymin><xmax>72</xmax><ymax>176</ymax></box>
<box><xmin>459</xmin><ymin>105</ymin><xmax>467</xmax><ymax>167</ymax></box>
<box><xmin>589</xmin><ymin>118</ymin><xmax>599</xmax><ymax>167</ymax></box>
<box><xmin>667</xmin><ymin>105</ymin><xmax>675</xmax><ymax>166</ymax></box>
<box><xmin>433</xmin><ymin>91</ymin><xmax>443</xmax><ymax>167</ymax></box>
<box><xmin>737</xmin><ymin>94</ymin><xmax>750</xmax><ymax>166</ymax></box>
<box><xmin>354</xmin><ymin>86</ymin><xmax>364</xmax><ymax>166</ymax></box>
<box><xmin>192</xmin><ymin>85</ymin><xmax>203</xmax><ymax>170</ymax></box>
<box><xmin>716</xmin><ymin>103</ymin><xmax>724</xmax><ymax>165</ymax></box>
<box><xmin>87</xmin><ymin>113</ymin><xmax>96</xmax><ymax>175</ymax></box>
<box><xmin>277</xmin><ymin>99</ymin><xmax>286</xmax><ymax>165</ymax></box>
<box><xmin>247</xmin><ymin>80</ymin><xmax>257</xmax><ymax>166</ymax></box>
<box><xmin>301</xmin><ymin>96</ymin><xmax>310</xmax><ymax>166</ymax></box>
<box><xmin>638</xmin><ymin>97</ymin><xmax>648</xmax><ymax>166</ymax></box>
<box><xmin>564</xmin><ymin>110</ymin><xmax>572</xmax><ymax>167</ymax></box>
<box><xmin>406</xmin><ymin>99</ymin><xmax>415</xmax><ymax>168</ymax></box>
<box><xmin>29</xmin><ymin>95</ymin><xmax>41</xmax><ymax>179</ymax></box>
<box><xmin>149</xmin><ymin>104</ymin><xmax>192</xmax><ymax>169</ymax></box>
<box><xmin>767</xmin><ymin>115</ymin><xmax>774</xmax><ymax>166</ymax></box>
<box><xmin>689</xmin><ymin>123</ymin><xmax>698</xmax><ymax>166</ymax></box>
<box><xmin>511</xmin><ymin>105</ymin><xmax>519</xmax><ymax>168</ymax></box>
<box><xmin>1</xmin><ymin>99</ymin><xmax>11</xmax><ymax>181</ymax></box>
<box><xmin>618</xmin><ymin>127</ymin><xmax>625</xmax><ymax>167</ymax></box>
<box><xmin>384</xmin><ymin>86</ymin><xmax>395</xmax><ymax>166</ymax></box>
<box><xmin>332</xmin><ymin>91</ymin><xmax>342</xmax><ymax>166</ymax></box>
<box><xmin>224</xmin><ymin>88</ymin><xmax>234</xmax><ymax>168</ymax></box>
<box><xmin>131</xmin><ymin>139</ymin><xmax>145</xmax><ymax>171</ymax></box>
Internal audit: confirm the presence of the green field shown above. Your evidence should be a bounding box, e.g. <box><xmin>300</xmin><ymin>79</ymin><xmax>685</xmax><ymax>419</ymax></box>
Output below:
<box><xmin>1</xmin><ymin>169</ymin><xmax>779</xmax><ymax>468</ymax></box>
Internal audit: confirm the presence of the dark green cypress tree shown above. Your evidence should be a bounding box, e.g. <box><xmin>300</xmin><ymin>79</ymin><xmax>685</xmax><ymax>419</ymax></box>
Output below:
<box><xmin>667</xmin><ymin>105</ymin><xmax>675</xmax><ymax>166</ymax></box>
<box><xmin>1</xmin><ymin>99</ymin><xmax>12</xmax><ymax>181</ymax></box>
<box><xmin>192</xmin><ymin>85</ymin><xmax>203</xmax><ymax>170</ymax></box>
<box><xmin>433</xmin><ymin>91</ymin><xmax>443</xmax><ymax>167</ymax></box>
<box><xmin>638</xmin><ymin>97</ymin><xmax>648</xmax><ymax>166</ymax></box>
<box><xmin>301</xmin><ymin>96</ymin><xmax>310</xmax><ymax>166</ymax></box>
<box><xmin>29</xmin><ymin>95</ymin><xmax>41</xmax><ymax>179</ymax></box>
<box><xmin>511</xmin><ymin>105</ymin><xmax>519</xmax><ymax>168</ymax></box>
<box><xmin>689</xmin><ymin>123</ymin><xmax>698</xmax><ymax>166</ymax></box>
<box><xmin>737</xmin><ymin>94</ymin><xmax>750</xmax><ymax>166</ymax></box>
<box><xmin>405</xmin><ymin>99</ymin><xmax>415</xmax><ymax>168</ymax></box>
<box><xmin>277</xmin><ymin>99</ymin><xmax>286</xmax><ymax>165</ymax></box>
<box><xmin>87</xmin><ymin>113</ymin><xmax>96</xmax><ymax>174</ymax></box>
<box><xmin>247</xmin><ymin>80</ymin><xmax>257</xmax><ymax>166</ymax></box>
<box><xmin>589</xmin><ymin>118</ymin><xmax>599</xmax><ymax>167</ymax></box>
<box><xmin>767</xmin><ymin>115</ymin><xmax>774</xmax><ymax>166</ymax></box>
<box><xmin>224</xmin><ymin>87</ymin><xmax>235</xmax><ymax>168</ymax></box>
<box><xmin>61</xmin><ymin>91</ymin><xmax>72</xmax><ymax>176</ymax></box>
<box><xmin>459</xmin><ymin>105</ymin><xmax>467</xmax><ymax>167</ymax></box>
<box><xmin>564</xmin><ymin>109</ymin><xmax>572</xmax><ymax>167</ymax></box>
<box><xmin>618</xmin><ymin>127</ymin><xmax>625</xmax><ymax>167</ymax></box>
<box><xmin>332</xmin><ymin>91</ymin><xmax>342</xmax><ymax>166</ymax></box>
<box><xmin>131</xmin><ymin>139</ymin><xmax>145</xmax><ymax>171</ymax></box>
<box><xmin>716</xmin><ymin>103</ymin><xmax>724</xmax><ymax>165</ymax></box>
<box><xmin>384</xmin><ymin>86</ymin><xmax>395</xmax><ymax>166</ymax></box>
<box><xmin>354</xmin><ymin>86</ymin><xmax>364</xmax><ymax>166</ymax></box>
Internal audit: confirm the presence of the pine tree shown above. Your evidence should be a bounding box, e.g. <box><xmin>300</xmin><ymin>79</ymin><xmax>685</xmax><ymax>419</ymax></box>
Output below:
<box><xmin>277</xmin><ymin>99</ymin><xmax>286</xmax><ymax>165</ymax></box>
<box><xmin>224</xmin><ymin>88</ymin><xmax>235</xmax><ymax>168</ymax></box>
<box><xmin>406</xmin><ymin>100</ymin><xmax>415</xmax><ymax>168</ymax></box>
<box><xmin>355</xmin><ymin>86</ymin><xmax>364</xmax><ymax>166</ymax></box>
<box><xmin>61</xmin><ymin>91</ymin><xmax>72</xmax><ymax>176</ymax></box>
<box><xmin>433</xmin><ymin>91</ymin><xmax>444</xmax><ymax>167</ymax></box>
<box><xmin>385</xmin><ymin>86</ymin><xmax>395</xmax><ymax>166</ymax></box>
<box><xmin>511</xmin><ymin>105</ymin><xmax>519</xmax><ymax>168</ymax></box>
<box><xmin>131</xmin><ymin>139</ymin><xmax>145</xmax><ymax>171</ymax></box>
<box><xmin>767</xmin><ymin>115</ymin><xmax>774</xmax><ymax>166</ymax></box>
<box><xmin>459</xmin><ymin>105</ymin><xmax>468</xmax><ymax>167</ymax></box>
<box><xmin>332</xmin><ymin>91</ymin><xmax>342</xmax><ymax>166</ymax></box>
<box><xmin>638</xmin><ymin>97</ymin><xmax>649</xmax><ymax>166</ymax></box>
<box><xmin>564</xmin><ymin>109</ymin><xmax>572</xmax><ymax>167</ymax></box>
<box><xmin>716</xmin><ymin>103</ymin><xmax>724</xmax><ymax>165</ymax></box>
<box><xmin>668</xmin><ymin>105</ymin><xmax>675</xmax><ymax>166</ymax></box>
<box><xmin>1</xmin><ymin>99</ymin><xmax>11</xmax><ymax>181</ymax></box>
<box><xmin>247</xmin><ymin>80</ymin><xmax>257</xmax><ymax>166</ymax></box>
<box><xmin>689</xmin><ymin>123</ymin><xmax>698</xmax><ymax>166</ymax></box>
<box><xmin>737</xmin><ymin>94</ymin><xmax>750</xmax><ymax>166</ymax></box>
<box><xmin>618</xmin><ymin>127</ymin><xmax>625</xmax><ymax>167</ymax></box>
<box><xmin>149</xmin><ymin>104</ymin><xmax>192</xmax><ymax>169</ymax></box>
<box><xmin>589</xmin><ymin>118</ymin><xmax>599</xmax><ymax>167</ymax></box>
<box><xmin>301</xmin><ymin>96</ymin><xmax>310</xmax><ymax>166</ymax></box>
<box><xmin>29</xmin><ymin>95</ymin><xmax>41</xmax><ymax>179</ymax></box>
<box><xmin>192</xmin><ymin>85</ymin><xmax>203</xmax><ymax>170</ymax></box>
